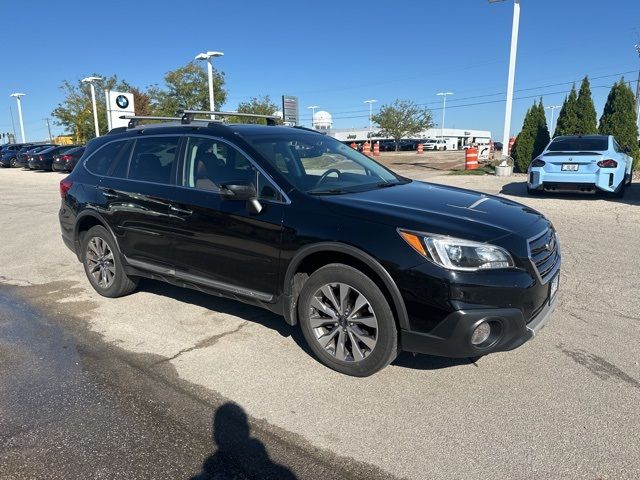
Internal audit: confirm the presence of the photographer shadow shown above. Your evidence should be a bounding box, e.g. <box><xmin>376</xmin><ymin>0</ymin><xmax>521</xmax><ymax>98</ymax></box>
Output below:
<box><xmin>191</xmin><ymin>402</ymin><xmax>297</xmax><ymax>480</ymax></box>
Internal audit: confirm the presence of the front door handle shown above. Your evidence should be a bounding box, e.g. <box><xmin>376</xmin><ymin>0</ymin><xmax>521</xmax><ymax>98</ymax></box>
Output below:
<box><xmin>169</xmin><ymin>204</ymin><xmax>193</xmax><ymax>216</ymax></box>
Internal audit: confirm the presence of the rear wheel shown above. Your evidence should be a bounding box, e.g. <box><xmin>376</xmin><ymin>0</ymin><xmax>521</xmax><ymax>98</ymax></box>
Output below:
<box><xmin>10</xmin><ymin>158</ymin><xmax>17</xmax><ymax>167</ymax></box>
<box><xmin>610</xmin><ymin>180</ymin><xmax>626</xmax><ymax>199</ymax></box>
<box><xmin>297</xmin><ymin>264</ymin><xmax>398</xmax><ymax>376</ymax></box>
<box><xmin>81</xmin><ymin>225</ymin><xmax>138</xmax><ymax>297</ymax></box>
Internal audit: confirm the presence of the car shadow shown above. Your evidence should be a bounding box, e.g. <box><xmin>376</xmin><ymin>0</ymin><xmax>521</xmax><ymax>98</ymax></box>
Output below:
<box><xmin>190</xmin><ymin>402</ymin><xmax>298</xmax><ymax>480</ymax></box>
<box><xmin>391</xmin><ymin>351</ymin><xmax>477</xmax><ymax>370</ymax></box>
<box><xmin>137</xmin><ymin>279</ymin><xmax>470</xmax><ymax>373</ymax></box>
<box><xmin>136</xmin><ymin>278</ymin><xmax>313</xmax><ymax>354</ymax></box>
<box><xmin>500</xmin><ymin>180</ymin><xmax>640</xmax><ymax>205</ymax></box>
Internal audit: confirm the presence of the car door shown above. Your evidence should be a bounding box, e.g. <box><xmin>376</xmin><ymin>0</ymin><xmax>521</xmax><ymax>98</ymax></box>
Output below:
<box><xmin>93</xmin><ymin>135</ymin><xmax>182</xmax><ymax>270</ymax></box>
<box><xmin>168</xmin><ymin>135</ymin><xmax>286</xmax><ymax>300</ymax></box>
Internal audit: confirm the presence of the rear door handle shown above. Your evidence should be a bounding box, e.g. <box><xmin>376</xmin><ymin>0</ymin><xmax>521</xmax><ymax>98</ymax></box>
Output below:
<box><xmin>169</xmin><ymin>204</ymin><xmax>193</xmax><ymax>216</ymax></box>
<box><xmin>99</xmin><ymin>187</ymin><xmax>118</xmax><ymax>199</ymax></box>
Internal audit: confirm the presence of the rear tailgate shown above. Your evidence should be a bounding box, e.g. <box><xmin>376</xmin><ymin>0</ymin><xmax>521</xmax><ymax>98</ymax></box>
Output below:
<box><xmin>540</xmin><ymin>151</ymin><xmax>602</xmax><ymax>174</ymax></box>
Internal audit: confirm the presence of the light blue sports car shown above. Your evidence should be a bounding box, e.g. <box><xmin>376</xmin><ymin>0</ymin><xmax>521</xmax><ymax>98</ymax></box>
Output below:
<box><xmin>527</xmin><ymin>135</ymin><xmax>634</xmax><ymax>197</ymax></box>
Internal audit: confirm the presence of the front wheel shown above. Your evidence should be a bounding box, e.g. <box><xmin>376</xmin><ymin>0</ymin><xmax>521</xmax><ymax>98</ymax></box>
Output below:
<box><xmin>81</xmin><ymin>225</ymin><xmax>138</xmax><ymax>297</ymax></box>
<box><xmin>297</xmin><ymin>264</ymin><xmax>398</xmax><ymax>376</ymax></box>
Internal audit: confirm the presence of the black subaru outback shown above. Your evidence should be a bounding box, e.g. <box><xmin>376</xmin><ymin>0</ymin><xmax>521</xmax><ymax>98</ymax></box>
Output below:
<box><xmin>58</xmin><ymin>112</ymin><xmax>560</xmax><ymax>376</ymax></box>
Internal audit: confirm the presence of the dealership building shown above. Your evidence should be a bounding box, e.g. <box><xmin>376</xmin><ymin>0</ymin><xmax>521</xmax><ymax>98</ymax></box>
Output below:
<box><xmin>307</xmin><ymin>110</ymin><xmax>492</xmax><ymax>150</ymax></box>
<box><xmin>325</xmin><ymin>127</ymin><xmax>492</xmax><ymax>149</ymax></box>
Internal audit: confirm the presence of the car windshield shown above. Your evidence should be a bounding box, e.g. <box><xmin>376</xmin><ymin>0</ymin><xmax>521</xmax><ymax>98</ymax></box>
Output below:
<box><xmin>243</xmin><ymin>131</ymin><xmax>405</xmax><ymax>194</ymax></box>
<box><xmin>547</xmin><ymin>136</ymin><xmax>608</xmax><ymax>152</ymax></box>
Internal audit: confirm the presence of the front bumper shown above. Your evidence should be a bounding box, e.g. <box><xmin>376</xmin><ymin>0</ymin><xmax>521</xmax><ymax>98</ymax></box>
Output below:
<box><xmin>528</xmin><ymin>168</ymin><xmax>623</xmax><ymax>193</ymax></box>
<box><xmin>400</xmin><ymin>291</ymin><xmax>557</xmax><ymax>357</ymax></box>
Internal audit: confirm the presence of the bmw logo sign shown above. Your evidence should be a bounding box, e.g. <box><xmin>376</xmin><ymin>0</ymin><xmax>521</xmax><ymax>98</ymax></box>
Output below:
<box><xmin>115</xmin><ymin>95</ymin><xmax>129</xmax><ymax>109</ymax></box>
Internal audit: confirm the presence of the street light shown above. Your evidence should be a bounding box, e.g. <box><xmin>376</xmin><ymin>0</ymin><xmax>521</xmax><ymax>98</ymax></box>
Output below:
<box><xmin>82</xmin><ymin>76</ymin><xmax>102</xmax><ymax>138</ymax></box>
<box><xmin>545</xmin><ymin>105</ymin><xmax>561</xmax><ymax>137</ymax></box>
<box><xmin>364</xmin><ymin>99</ymin><xmax>377</xmax><ymax>143</ymax></box>
<box><xmin>489</xmin><ymin>0</ymin><xmax>521</xmax><ymax>159</ymax></box>
<box><xmin>436</xmin><ymin>92</ymin><xmax>453</xmax><ymax>141</ymax></box>
<box><xmin>195</xmin><ymin>50</ymin><xmax>224</xmax><ymax>119</ymax></box>
<box><xmin>307</xmin><ymin>105</ymin><xmax>319</xmax><ymax>128</ymax></box>
<box><xmin>9</xmin><ymin>93</ymin><xmax>26</xmax><ymax>142</ymax></box>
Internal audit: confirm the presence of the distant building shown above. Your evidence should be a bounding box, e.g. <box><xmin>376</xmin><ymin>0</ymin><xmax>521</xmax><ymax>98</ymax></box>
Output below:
<box><xmin>326</xmin><ymin>127</ymin><xmax>491</xmax><ymax>150</ymax></box>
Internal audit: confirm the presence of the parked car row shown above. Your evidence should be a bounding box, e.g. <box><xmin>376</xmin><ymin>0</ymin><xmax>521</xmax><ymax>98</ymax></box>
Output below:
<box><xmin>0</xmin><ymin>143</ymin><xmax>85</xmax><ymax>172</ymax></box>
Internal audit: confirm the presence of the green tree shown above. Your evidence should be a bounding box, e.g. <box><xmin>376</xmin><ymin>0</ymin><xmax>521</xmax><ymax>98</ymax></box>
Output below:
<box><xmin>554</xmin><ymin>84</ymin><xmax>578</xmax><ymax>136</ymax></box>
<box><xmin>599</xmin><ymin>78</ymin><xmax>640</xmax><ymax>169</ymax></box>
<box><xmin>229</xmin><ymin>95</ymin><xmax>280</xmax><ymax>124</ymax></box>
<box><xmin>149</xmin><ymin>61</ymin><xmax>226</xmax><ymax>117</ymax></box>
<box><xmin>51</xmin><ymin>74</ymin><xmax>130</xmax><ymax>143</ymax></box>
<box><xmin>512</xmin><ymin>99</ymin><xmax>550</xmax><ymax>172</ymax></box>
<box><xmin>532</xmin><ymin>99</ymin><xmax>551</xmax><ymax>159</ymax></box>
<box><xmin>371</xmin><ymin>100</ymin><xmax>434</xmax><ymax>151</ymax></box>
<box><xmin>575</xmin><ymin>76</ymin><xmax>598</xmax><ymax>134</ymax></box>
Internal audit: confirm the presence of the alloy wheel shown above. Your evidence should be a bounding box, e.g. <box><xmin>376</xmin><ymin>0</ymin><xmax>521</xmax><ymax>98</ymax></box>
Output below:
<box><xmin>85</xmin><ymin>236</ymin><xmax>116</xmax><ymax>289</ymax></box>
<box><xmin>308</xmin><ymin>283</ymin><xmax>378</xmax><ymax>362</ymax></box>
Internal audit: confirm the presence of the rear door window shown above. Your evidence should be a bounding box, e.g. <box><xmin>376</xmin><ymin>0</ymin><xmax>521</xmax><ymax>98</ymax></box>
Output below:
<box><xmin>128</xmin><ymin>136</ymin><xmax>180</xmax><ymax>184</ymax></box>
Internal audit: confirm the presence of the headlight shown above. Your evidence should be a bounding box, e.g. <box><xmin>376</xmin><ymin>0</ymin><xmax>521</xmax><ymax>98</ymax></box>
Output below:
<box><xmin>398</xmin><ymin>230</ymin><xmax>515</xmax><ymax>271</ymax></box>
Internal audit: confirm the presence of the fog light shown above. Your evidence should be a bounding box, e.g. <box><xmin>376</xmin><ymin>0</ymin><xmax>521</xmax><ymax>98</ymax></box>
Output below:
<box><xmin>471</xmin><ymin>322</ymin><xmax>491</xmax><ymax>345</ymax></box>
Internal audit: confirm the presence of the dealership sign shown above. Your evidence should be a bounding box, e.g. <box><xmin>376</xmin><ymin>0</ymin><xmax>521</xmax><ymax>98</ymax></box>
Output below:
<box><xmin>281</xmin><ymin>95</ymin><xmax>299</xmax><ymax>126</ymax></box>
<box><xmin>105</xmin><ymin>90</ymin><xmax>135</xmax><ymax>129</ymax></box>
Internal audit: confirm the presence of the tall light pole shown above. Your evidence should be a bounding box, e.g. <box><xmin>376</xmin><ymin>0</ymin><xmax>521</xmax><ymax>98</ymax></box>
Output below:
<box><xmin>545</xmin><ymin>105</ymin><xmax>561</xmax><ymax>137</ymax></box>
<box><xmin>307</xmin><ymin>105</ymin><xmax>319</xmax><ymax>128</ymax></box>
<box><xmin>195</xmin><ymin>51</ymin><xmax>224</xmax><ymax>119</ymax></box>
<box><xmin>436</xmin><ymin>92</ymin><xmax>453</xmax><ymax>140</ymax></box>
<box><xmin>82</xmin><ymin>77</ymin><xmax>102</xmax><ymax>138</ymax></box>
<box><xmin>364</xmin><ymin>100</ymin><xmax>377</xmax><ymax>143</ymax></box>
<box><xmin>10</xmin><ymin>93</ymin><xmax>26</xmax><ymax>143</ymax></box>
<box><xmin>489</xmin><ymin>0</ymin><xmax>521</xmax><ymax>159</ymax></box>
<box><xmin>635</xmin><ymin>43</ymin><xmax>640</xmax><ymax>130</ymax></box>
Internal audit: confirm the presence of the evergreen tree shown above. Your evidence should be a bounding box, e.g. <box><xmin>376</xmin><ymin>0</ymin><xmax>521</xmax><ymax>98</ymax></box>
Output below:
<box><xmin>512</xmin><ymin>105</ymin><xmax>535</xmax><ymax>172</ymax></box>
<box><xmin>532</xmin><ymin>99</ymin><xmax>551</xmax><ymax>159</ymax></box>
<box><xmin>554</xmin><ymin>84</ymin><xmax>578</xmax><ymax>136</ymax></box>
<box><xmin>575</xmin><ymin>76</ymin><xmax>598</xmax><ymax>134</ymax></box>
<box><xmin>599</xmin><ymin>78</ymin><xmax>640</xmax><ymax>169</ymax></box>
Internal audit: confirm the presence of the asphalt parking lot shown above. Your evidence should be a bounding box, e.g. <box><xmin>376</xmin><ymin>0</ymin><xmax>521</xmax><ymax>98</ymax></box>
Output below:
<box><xmin>1</xmin><ymin>166</ymin><xmax>639</xmax><ymax>479</ymax></box>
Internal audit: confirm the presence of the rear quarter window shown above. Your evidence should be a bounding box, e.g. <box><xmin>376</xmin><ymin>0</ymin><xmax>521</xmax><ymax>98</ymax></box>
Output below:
<box><xmin>85</xmin><ymin>140</ymin><xmax>133</xmax><ymax>176</ymax></box>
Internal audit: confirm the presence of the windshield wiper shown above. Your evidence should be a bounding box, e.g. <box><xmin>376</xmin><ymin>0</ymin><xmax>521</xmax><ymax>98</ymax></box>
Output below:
<box><xmin>307</xmin><ymin>188</ymin><xmax>348</xmax><ymax>195</ymax></box>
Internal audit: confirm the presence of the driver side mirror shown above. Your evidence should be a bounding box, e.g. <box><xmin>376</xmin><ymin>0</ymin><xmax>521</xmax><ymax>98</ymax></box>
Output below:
<box><xmin>219</xmin><ymin>181</ymin><xmax>263</xmax><ymax>214</ymax></box>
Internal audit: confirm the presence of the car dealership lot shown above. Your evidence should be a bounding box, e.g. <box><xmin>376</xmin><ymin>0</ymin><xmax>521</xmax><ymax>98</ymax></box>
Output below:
<box><xmin>1</xmin><ymin>168</ymin><xmax>639</xmax><ymax>479</ymax></box>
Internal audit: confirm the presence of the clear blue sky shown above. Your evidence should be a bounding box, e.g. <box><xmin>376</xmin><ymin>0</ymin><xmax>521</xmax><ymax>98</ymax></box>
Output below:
<box><xmin>1</xmin><ymin>0</ymin><xmax>639</xmax><ymax>141</ymax></box>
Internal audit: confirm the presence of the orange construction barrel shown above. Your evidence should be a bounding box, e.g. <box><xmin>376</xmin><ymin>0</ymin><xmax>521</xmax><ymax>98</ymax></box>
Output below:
<box><xmin>417</xmin><ymin>143</ymin><xmax>424</xmax><ymax>154</ymax></box>
<box><xmin>373</xmin><ymin>141</ymin><xmax>380</xmax><ymax>156</ymax></box>
<box><xmin>350</xmin><ymin>142</ymin><xmax>357</xmax><ymax>149</ymax></box>
<box><xmin>363</xmin><ymin>142</ymin><xmax>371</xmax><ymax>156</ymax></box>
<box><xmin>465</xmin><ymin>147</ymin><xmax>479</xmax><ymax>170</ymax></box>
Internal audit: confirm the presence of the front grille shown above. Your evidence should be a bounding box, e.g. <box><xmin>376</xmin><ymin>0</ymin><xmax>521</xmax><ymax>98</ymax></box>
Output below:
<box><xmin>528</xmin><ymin>227</ymin><xmax>560</xmax><ymax>283</ymax></box>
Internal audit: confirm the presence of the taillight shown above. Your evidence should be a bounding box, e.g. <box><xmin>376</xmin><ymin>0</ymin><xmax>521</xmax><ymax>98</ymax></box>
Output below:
<box><xmin>38</xmin><ymin>154</ymin><xmax>44</xmax><ymax>161</ymax></box>
<box><xmin>597</xmin><ymin>159</ymin><xmax>617</xmax><ymax>168</ymax></box>
<box><xmin>60</xmin><ymin>179</ymin><xmax>73</xmax><ymax>198</ymax></box>
<box><xmin>531</xmin><ymin>158</ymin><xmax>545</xmax><ymax>167</ymax></box>
<box><xmin>61</xmin><ymin>155</ymin><xmax>72</xmax><ymax>162</ymax></box>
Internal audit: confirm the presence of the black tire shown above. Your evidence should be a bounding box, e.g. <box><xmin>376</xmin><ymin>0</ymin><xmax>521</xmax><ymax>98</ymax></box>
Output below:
<box><xmin>10</xmin><ymin>158</ymin><xmax>17</xmax><ymax>167</ymax></box>
<box><xmin>297</xmin><ymin>264</ymin><xmax>398</xmax><ymax>376</ymax></box>
<box><xmin>609</xmin><ymin>181</ymin><xmax>626</xmax><ymax>199</ymax></box>
<box><xmin>81</xmin><ymin>225</ymin><xmax>138</xmax><ymax>298</ymax></box>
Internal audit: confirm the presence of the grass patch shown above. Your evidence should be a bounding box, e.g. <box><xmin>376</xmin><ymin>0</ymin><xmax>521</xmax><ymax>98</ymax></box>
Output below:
<box><xmin>448</xmin><ymin>165</ymin><xmax>494</xmax><ymax>176</ymax></box>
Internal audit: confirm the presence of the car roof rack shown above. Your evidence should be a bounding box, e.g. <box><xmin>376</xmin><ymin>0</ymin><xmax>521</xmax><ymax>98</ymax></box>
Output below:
<box><xmin>120</xmin><ymin>115</ymin><xmax>186</xmax><ymax>128</ymax></box>
<box><xmin>179</xmin><ymin>110</ymin><xmax>280</xmax><ymax>126</ymax></box>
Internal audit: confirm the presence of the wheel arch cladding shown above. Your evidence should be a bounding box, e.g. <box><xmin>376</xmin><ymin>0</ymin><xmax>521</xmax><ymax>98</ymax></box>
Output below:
<box><xmin>283</xmin><ymin>243</ymin><xmax>409</xmax><ymax>330</ymax></box>
<box><xmin>74</xmin><ymin>212</ymin><xmax>119</xmax><ymax>261</ymax></box>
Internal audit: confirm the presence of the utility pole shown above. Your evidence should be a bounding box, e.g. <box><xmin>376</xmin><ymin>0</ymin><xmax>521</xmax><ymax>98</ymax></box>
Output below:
<box><xmin>635</xmin><ymin>44</ymin><xmax>640</xmax><ymax>130</ymax></box>
<box><xmin>45</xmin><ymin>118</ymin><xmax>53</xmax><ymax>143</ymax></box>
<box><xmin>9</xmin><ymin>106</ymin><xmax>16</xmax><ymax>141</ymax></box>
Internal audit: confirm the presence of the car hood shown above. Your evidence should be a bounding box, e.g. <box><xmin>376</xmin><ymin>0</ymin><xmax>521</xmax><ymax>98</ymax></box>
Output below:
<box><xmin>320</xmin><ymin>180</ymin><xmax>549</xmax><ymax>243</ymax></box>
